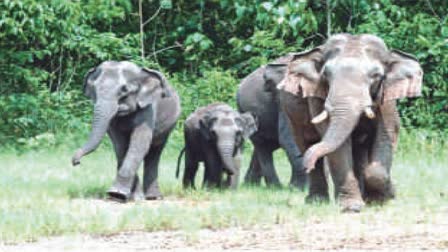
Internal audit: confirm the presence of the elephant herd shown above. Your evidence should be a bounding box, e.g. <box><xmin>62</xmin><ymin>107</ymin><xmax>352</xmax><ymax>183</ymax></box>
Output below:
<box><xmin>71</xmin><ymin>33</ymin><xmax>423</xmax><ymax>212</ymax></box>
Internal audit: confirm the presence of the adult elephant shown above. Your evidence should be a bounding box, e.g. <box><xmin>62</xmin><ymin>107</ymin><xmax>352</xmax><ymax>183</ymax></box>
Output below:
<box><xmin>177</xmin><ymin>103</ymin><xmax>257</xmax><ymax>189</ymax></box>
<box><xmin>237</xmin><ymin>56</ymin><xmax>307</xmax><ymax>189</ymax></box>
<box><xmin>71</xmin><ymin>61</ymin><xmax>181</xmax><ymax>202</ymax></box>
<box><xmin>278</xmin><ymin>34</ymin><xmax>423</xmax><ymax>212</ymax></box>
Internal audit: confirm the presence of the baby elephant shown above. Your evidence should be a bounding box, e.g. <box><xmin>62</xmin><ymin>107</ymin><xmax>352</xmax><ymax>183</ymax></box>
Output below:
<box><xmin>176</xmin><ymin>103</ymin><xmax>257</xmax><ymax>189</ymax></box>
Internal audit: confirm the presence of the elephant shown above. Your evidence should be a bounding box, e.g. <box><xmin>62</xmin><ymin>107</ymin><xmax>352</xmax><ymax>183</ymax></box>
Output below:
<box><xmin>176</xmin><ymin>103</ymin><xmax>257</xmax><ymax>189</ymax></box>
<box><xmin>278</xmin><ymin>34</ymin><xmax>423</xmax><ymax>212</ymax></box>
<box><xmin>237</xmin><ymin>56</ymin><xmax>307</xmax><ymax>190</ymax></box>
<box><xmin>71</xmin><ymin>61</ymin><xmax>181</xmax><ymax>202</ymax></box>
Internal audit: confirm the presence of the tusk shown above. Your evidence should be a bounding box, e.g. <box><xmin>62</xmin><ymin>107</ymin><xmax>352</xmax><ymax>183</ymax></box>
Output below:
<box><xmin>276</xmin><ymin>81</ymin><xmax>285</xmax><ymax>90</ymax></box>
<box><xmin>311</xmin><ymin>110</ymin><xmax>329</xmax><ymax>124</ymax></box>
<box><xmin>364</xmin><ymin>107</ymin><xmax>375</xmax><ymax>119</ymax></box>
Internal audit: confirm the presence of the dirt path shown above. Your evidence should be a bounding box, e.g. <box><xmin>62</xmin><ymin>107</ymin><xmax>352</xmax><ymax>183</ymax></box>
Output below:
<box><xmin>3</xmin><ymin>214</ymin><xmax>447</xmax><ymax>251</ymax></box>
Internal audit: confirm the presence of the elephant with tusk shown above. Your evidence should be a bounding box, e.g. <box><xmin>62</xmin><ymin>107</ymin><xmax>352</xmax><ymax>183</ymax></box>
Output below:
<box><xmin>278</xmin><ymin>34</ymin><xmax>423</xmax><ymax>212</ymax></box>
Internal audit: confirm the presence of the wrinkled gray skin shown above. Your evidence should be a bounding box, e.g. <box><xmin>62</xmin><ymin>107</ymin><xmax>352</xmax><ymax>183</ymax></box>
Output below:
<box><xmin>278</xmin><ymin>34</ymin><xmax>423</xmax><ymax>212</ymax></box>
<box><xmin>237</xmin><ymin>56</ymin><xmax>307</xmax><ymax>189</ymax></box>
<box><xmin>177</xmin><ymin>103</ymin><xmax>257</xmax><ymax>189</ymax></box>
<box><xmin>71</xmin><ymin>61</ymin><xmax>181</xmax><ymax>202</ymax></box>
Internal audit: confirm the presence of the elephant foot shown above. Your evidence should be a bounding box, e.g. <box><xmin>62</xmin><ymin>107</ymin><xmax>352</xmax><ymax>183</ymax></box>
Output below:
<box><xmin>364</xmin><ymin>163</ymin><xmax>395</xmax><ymax>204</ymax></box>
<box><xmin>243</xmin><ymin>180</ymin><xmax>261</xmax><ymax>187</ymax></box>
<box><xmin>131</xmin><ymin>188</ymin><xmax>145</xmax><ymax>202</ymax></box>
<box><xmin>244</xmin><ymin>175</ymin><xmax>262</xmax><ymax>186</ymax></box>
<box><xmin>145</xmin><ymin>184</ymin><xmax>163</xmax><ymax>200</ymax></box>
<box><xmin>364</xmin><ymin>186</ymin><xmax>395</xmax><ymax>205</ymax></box>
<box><xmin>289</xmin><ymin>175</ymin><xmax>308</xmax><ymax>191</ymax></box>
<box><xmin>340</xmin><ymin>199</ymin><xmax>365</xmax><ymax>213</ymax></box>
<box><xmin>145</xmin><ymin>192</ymin><xmax>163</xmax><ymax>200</ymax></box>
<box><xmin>107</xmin><ymin>186</ymin><xmax>132</xmax><ymax>203</ymax></box>
<box><xmin>130</xmin><ymin>192</ymin><xmax>145</xmax><ymax>201</ymax></box>
<box><xmin>305</xmin><ymin>193</ymin><xmax>329</xmax><ymax>204</ymax></box>
<box><xmin>107</xmin><ymin>176</ymin><xmax>134</xmax><ymax>203</ymax></box>
<box><xmin>265</xmin><ymin>181</ymin><xmax>283</xmax><ymax>189</ymax></box>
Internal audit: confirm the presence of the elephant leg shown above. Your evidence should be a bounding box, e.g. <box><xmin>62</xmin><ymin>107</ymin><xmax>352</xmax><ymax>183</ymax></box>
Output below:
<box><xmin>129</xmin><ymin>176</ymin><xmax>144</xmax><ymax>201</ymax></box>
<box><xmin>107</xmin><ymin>127</ymin><xmax>142</xmax><ymax>202</ymax></box>
<box><xmin>182</xmin><ymin>148</ymin><xmax>199</xmax><ymax>189</ymax></box>
<box><xmin>107</xmin><ymin>124</ymin><xmax>152</xmax><ymax>202</ymax></box>
<box><xmin>279</xmin><ymin>109</ymin><xmax>307</xmax><ymax>190</ymax></box>
<box><xmin>364</xmin><ymin>102</ymin><xmax>398</xmax><ymax>203</ymax></box>
<box><xmin>256</xmin><ymin>146</ymin><xmax>281</xmax><ymax>188</ymax></box>
<box><xmin>279</xmin><ymin>93</ymin><xmax>326</xmax><ymax>200</ymax></box>
<box><xmin>108</xmin><ymin>127</ymin><xmax>129</xmax><ymax>168</ymax></box>
<box><xmin>143</xmin><ymin>141</ymin><xmax>167</xmax><ymax>200</ymax></box>
<box><xmin>326</xmin><ymin>138</ymin><xmax>364</xmax><ymax>212</ymax></box>
<box><xmin>352</xmin><ymin>142</ymin><xmax>369</xmax><ymax>198</ymax></box>
<box><xmin>243</xmin><ymin>151</ymin><xmax>262</xmax><ymax>185</ymax></box>
<box><xmin>305</xmin><ymin>158</ymin><xmax>329</xmax><ymax>203</ymax></box>
<box><xmin>203</xmin><ymin>152</ymin><xmax>222</xmax><ymax>189</ymax></box>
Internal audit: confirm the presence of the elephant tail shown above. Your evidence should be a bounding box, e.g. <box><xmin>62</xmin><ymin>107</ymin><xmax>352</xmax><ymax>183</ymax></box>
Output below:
<box><xmin>176</xmin><ymin>146</ymin><xmax>186</xmax><ymax>179</ymax></box>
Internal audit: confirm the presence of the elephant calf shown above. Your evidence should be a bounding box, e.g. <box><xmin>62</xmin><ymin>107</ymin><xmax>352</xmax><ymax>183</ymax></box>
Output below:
<box><xmin>176</xmin><ymin>103</ymin><xmax>257</xmax><ymax>189</ymax></box>
<box><xmin>71</xmin><ymin>61</ymin><xmax>180</xmax><ymax>202</ymax></box>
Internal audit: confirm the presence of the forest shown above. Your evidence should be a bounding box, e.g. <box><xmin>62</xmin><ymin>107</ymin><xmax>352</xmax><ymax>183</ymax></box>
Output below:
<box><xmin>0</xmin><ymin>0</ymin><xmax>447</xmax><ymax>149</ymax></box>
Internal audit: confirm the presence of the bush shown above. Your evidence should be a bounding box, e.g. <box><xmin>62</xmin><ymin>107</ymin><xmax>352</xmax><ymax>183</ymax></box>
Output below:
<box><xmin>0</xmin><ymin>90</ymin><xmax>91</xmax><ymax>147</ymax></box>
<box><xmin>171</xmin><ymin>68</ymin><xmax>239</xmax><ymax>124</ymax></box>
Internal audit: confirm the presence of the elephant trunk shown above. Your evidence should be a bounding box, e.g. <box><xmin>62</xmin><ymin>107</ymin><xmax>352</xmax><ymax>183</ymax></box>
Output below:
<box><xmin>303</xmin><ymin>100</ymin><xmax>363</xmax><ymax>171</ymax></box>
<box><xmin>72</xmin><ymin>100</ymin><xmax>118</xmax><ymax>166</ymax></box>
<box><xmin>217</xmin><ymin>136</ymin><xmax>237</xmax><ymax>175</ymax></box>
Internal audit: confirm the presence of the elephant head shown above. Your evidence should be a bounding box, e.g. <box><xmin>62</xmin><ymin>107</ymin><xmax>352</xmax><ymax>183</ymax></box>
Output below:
<box><xmin>72</xmin><ymin>61</ymin><xmax>171</xmax><ymax>166</ymax></box>
<box><xmin>199</xmin><ymin>106</ymin><xmax>257</xmax><ymax>175</ymax></box>
<box><xmin>263</xmin><ymin>63</ymin><xmax>289</xmax><ymax>92</ymax></box>
<box><xmin>279</xmin><ymin>34</ymin><xmax>423</xmax><ymax>171</ymax></box>
<box><xmin>262</xmin><ymin>55</ymin><xmax>294</xmax><ymax>92</ymax></box>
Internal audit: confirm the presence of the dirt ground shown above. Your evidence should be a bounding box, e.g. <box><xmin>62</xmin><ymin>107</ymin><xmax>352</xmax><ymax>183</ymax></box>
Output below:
<box><xmin>2</xmin><ymin>211</ymin><xmax>447</xmax><ymax>251</ymax></box>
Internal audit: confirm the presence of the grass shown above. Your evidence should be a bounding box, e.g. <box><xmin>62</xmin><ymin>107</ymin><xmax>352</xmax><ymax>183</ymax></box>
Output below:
<box><xmin>0</xmin><ymin>129</ymin><xmax>447</xmax><ymax>243</ymax></box>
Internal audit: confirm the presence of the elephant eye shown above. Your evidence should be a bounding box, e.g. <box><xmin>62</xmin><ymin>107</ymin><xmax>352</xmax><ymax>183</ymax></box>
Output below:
<box><xmin>371</xmin><ymin>72</ymin><xmax>382</xmax><ymax>79</ymax></box>
<box><xmin>120</xmin><ymin>85</ymin><xmax>129</xmax><ymax>93</ymax></box>
<box><xmin>236</xmin><ymin>130</ymin><xmax>242</xmax><ymax>137</ymax></box>
<box><xmin>322</xmin><ymin>67</ymin><xmax>331</xmax><ymax>79</ymax></box>
<box><xmin>235</xmin><ymin>118</ymin><xmax>244</xmax><ymax>127</ymax></box>
<box><xmin>235</xmin><ymin>130</ymin><xmax>244</xmax><ymax>142</ymax></box>
<box><xmin>210</xmin><ymin>130</ymin><xmax>217</xmax><ymax>140</ymax></box>
<box><xmin>368</xmin><ymin>67</ymin><xmax>384</xmax><ymax>82</ymax></box>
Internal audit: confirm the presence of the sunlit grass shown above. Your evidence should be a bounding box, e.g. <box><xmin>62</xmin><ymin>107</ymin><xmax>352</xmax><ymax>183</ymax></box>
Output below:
<box><xmin>0</xmin><ymin>130</ymin><xmax>446</xmax><ymax>243</ymax></box>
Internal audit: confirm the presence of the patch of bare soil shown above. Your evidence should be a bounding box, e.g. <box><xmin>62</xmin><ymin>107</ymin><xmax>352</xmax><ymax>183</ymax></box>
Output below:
<box><xmin>71</xmin><ymin>197</ymin><xmax>212</xmax><ymax>211</ymax></box>
<box><xmin>2</xmin><ymin>213</ymin><xmax>448</xmax><ymax>251</ymax></box>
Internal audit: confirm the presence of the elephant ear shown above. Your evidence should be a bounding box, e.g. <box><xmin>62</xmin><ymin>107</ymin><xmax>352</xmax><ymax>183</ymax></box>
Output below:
<box><xmin>83</xmin><ymin>67</ymin><xmax>101</xmax><ymax>98</ymax></box>
<box><xmin>263</xmin><ymin>63</ymin><xmax>288</xmax><ymax>92</ymax></box>
<box><xmin>277</xmin><ymin>47</ymin><xmax>326</xmax><ymax>99</ymax></box>
<box><xmin>382</xmin><ymin>50</ymin><xmax>423</xmax><ymax>102</ymax></box>
<box><xmin>137</xmin><ymin>68</ymin><xmax>171</xmax><ymax>108</ymax></box>
<box><xmin>240</xmin><ymin>112</ymin><xmax>258</xmax><ymax>139</ymax></box>
<box><xmin>199</xmin><ymin>113</ymin><xmax>216</xmax><ymax>141</ymax></box>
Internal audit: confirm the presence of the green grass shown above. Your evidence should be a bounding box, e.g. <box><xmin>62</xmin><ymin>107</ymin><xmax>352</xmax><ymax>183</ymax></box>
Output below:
<box><xmin>0</xmin><ymin>130</ymin><xmax>447</xmax><ymax>243</ymax></box>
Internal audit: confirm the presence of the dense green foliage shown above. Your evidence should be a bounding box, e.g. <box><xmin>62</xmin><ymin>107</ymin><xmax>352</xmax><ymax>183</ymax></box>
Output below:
<box><xmin>1</xmin><ymin>0</ymin><xmax>447</xmax><ymax>148</ymax></box>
